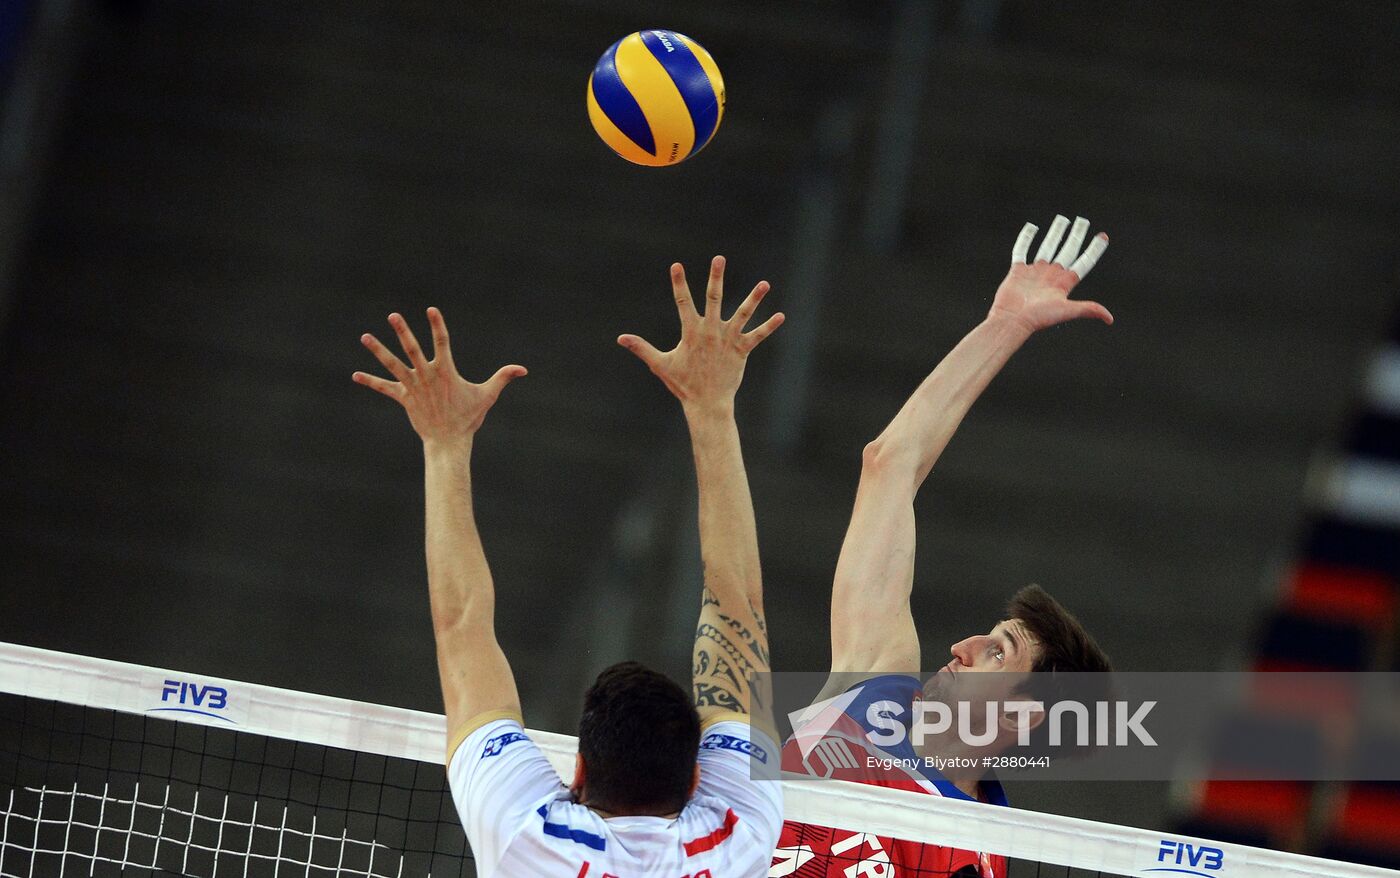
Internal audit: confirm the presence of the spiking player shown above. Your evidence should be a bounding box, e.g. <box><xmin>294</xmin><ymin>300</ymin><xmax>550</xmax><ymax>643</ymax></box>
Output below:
<box><xmin>353</xmin><ymin>257</ymin><xmax>783</xmax><ymax>877</ymax></box>
<box><xmin>773</xmin><ymin>217</ymin><xmax>1116</xmax><ymax>878</ymax></box>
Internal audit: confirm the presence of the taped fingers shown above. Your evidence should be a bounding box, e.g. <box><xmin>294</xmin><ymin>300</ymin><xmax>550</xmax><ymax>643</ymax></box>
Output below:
<box><xmin>1053</xmin><ymin>217</ymin><xmax>1090</xmax><ymax>267</ymax></box>
<box><xmin>1012</xmin><ymin>223</ymin><xmax>1039</xmax><ymax>264</ymax></box>
<box><xmin>1033</xmin><ymin>215</ymin><xmax>1070</xmax><ymax>263</ymax></box>
<box><xmin>1068</xmin><ymin>233</ymin><xmax>1110</xmax><ymax>280</ymax></box>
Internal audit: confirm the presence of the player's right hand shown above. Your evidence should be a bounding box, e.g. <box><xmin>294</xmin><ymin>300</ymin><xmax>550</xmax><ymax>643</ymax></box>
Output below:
<box><xmin>353</xmin><ymin>308</ymin><xmax>526</xmax><ymax>445</ymax></box>
<box><xmin>989</xmin><ymin>215</ymin><xmax>1113</xmax><ymax>334</ymax></box>
<box><xmin>617</xmin><ymin>256</ymin><xmax>783</xmax><ymax>413</ymax></box>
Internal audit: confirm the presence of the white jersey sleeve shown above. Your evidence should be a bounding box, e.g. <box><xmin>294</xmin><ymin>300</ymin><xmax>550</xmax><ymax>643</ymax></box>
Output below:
<box><xmin>694</xmin><ymin>717</ymin><xmax>784</xmax><ymax>857</ymax></box>
<box><xmin>446</xmin><ymin>712</ymin><xmax>568</xmax><ymax>878</ymax></box>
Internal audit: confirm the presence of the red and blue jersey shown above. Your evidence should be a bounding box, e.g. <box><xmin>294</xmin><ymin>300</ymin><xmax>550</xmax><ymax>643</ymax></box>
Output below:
<box><xmin>772</xmin><ymin>675</ymin><xmax>1008</xmax><ymax>878</ymax></box>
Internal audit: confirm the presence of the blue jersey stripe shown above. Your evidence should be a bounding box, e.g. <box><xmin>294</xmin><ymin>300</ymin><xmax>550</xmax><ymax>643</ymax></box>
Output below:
<box><xmin>536</xmin><ymin>805</ymin><xmax>607</xmax><ymax>852</ymax></box>
<box><xmin>639</xmin><ymin>30</ymin><xmax>718</xmax><ymax>158</ymax></box>
<box><xmin>590</xmin><ymin>37</ymin><xmax>656</xmax><ymax>156</ymax></box>
<box><xmin>839</xmin><ymin>675</ymin><xmax>1009</xmax><ymax>805</ymax></box>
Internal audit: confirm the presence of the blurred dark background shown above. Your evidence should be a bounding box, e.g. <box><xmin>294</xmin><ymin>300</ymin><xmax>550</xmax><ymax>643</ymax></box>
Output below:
<box><xmin>2</xmin><ymin>0</ymin><xmax>1399</xmax><ymax>858</ymax></box>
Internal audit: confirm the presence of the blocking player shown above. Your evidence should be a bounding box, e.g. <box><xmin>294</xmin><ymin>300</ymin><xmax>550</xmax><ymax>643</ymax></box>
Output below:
<box><xmin>773</xmin><ymin>217</ymin><xmax>1116</xmax><ymax>878</ymax></box>
<box><xmin>352</xmin><ymin>257</ymin><xmax>783</xmax><ymax>877</ymax></box>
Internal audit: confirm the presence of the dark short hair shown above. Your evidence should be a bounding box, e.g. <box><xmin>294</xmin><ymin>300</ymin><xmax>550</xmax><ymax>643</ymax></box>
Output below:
<box><xmin>577</xmin><ymin>661</ymin><xmax>701</xmax><ymax>814</ymax></box>
<box><xmin>1007</xmin><ymin>584</ymin><xmax>1114</xmax><ymax>758</ymax></box>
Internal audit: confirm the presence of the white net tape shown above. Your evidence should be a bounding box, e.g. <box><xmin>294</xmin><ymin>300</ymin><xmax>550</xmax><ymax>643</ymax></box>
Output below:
<box><xmin>0</xmin><ymin>783</ymin><xmax>409</xmax><ymax>878</ymax></box>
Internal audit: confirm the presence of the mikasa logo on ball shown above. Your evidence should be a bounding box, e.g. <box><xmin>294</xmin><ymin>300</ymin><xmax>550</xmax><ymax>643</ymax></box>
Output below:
<box><xmin>653</xmin><ymin>31</ymin><xmax>676</xmax><ymax>51</ymax></box>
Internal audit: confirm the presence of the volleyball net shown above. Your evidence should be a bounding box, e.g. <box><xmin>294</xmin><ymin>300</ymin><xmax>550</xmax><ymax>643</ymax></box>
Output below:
<box><xmin>1</xmin><ymin>643</ymin><xmax>1391</xmax><ymax>878</ymax></box>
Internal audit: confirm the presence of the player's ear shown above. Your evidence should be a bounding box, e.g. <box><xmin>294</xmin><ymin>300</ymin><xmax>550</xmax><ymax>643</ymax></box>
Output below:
<box><xmin>688</xmin><ymin>762</ymin><xmax>700</xmax><ymax>798</ymax></box>
<box><xmin>570</xmin><ymin>753</ymin><xmax>587</xmax><ymax>800</ymax></box>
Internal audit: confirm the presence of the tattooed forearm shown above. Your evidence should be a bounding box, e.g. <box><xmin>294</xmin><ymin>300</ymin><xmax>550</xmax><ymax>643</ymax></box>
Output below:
<box><xmin>695</xmin><ymin>592</ymin><xmax>773</xmax><ymax>716</ymax></box>
<box><xmin>747</xmin><ymin>597</ymin><xmax>767</xmax><ymax>635</ymax></box>
<box><xmin>695</xmin><ymin>649</ymin><xmax>740</xmax><ymax>684</ymax></box>
<box><xmin>696</xmin><ymin>623</ymin><xmax>756</xmax><ymax>677</ymax></box>
<box><xmin>693</xmin><ymin>682</ymin><xmax>742</xmax><ymax>711</ymax></box>
<box><xmin>694</xmin><ymin>648</ymin><xmax>743</xmax><ymax>690</ymax></box>
<box><xmin>717</xmin><ymin>612</ymin><xmax>770</xmax><ymax>666</ymax></box>
<box><xmin>693</xmin><ymin>624</ymin><xmax>758</xmax><ymax>713</ymax></box>
<box><xmin>712</xmin><ymin>655</ymin><xmax>741</xmax><ymax>689</ymax></box>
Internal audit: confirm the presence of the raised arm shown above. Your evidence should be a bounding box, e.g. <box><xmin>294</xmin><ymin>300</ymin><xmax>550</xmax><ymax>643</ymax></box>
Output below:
<box><xmin>830</xmin><ymin>216</ymin><xmax>1112</xmax><ymax>674</ymax></box>
<box><xmin>618</xmin><ymin>256</ymin><xmax>783</xmax><ymax>725</ymax></box>
<box><xmin>353</xmin><ymin>308</ymin><xmax>528</xmax><ymax>756</ymax></box>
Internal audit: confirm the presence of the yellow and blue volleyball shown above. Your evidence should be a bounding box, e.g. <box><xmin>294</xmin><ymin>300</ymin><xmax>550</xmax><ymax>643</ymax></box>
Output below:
<box><xmin>586</xmin><ymin>30</ymin><xmax>725</xmax><ymax>167</ymax></box>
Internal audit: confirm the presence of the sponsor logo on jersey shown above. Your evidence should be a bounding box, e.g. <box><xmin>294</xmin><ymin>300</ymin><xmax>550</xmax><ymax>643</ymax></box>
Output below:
<box><xmin>481</xmin><ymin>731</ymin><xmax>528</xmax><ymax>758</ymax></box>
<box><xmin>701</xmin><ymin>732</ymin><xmax>768</xmax><ymax>763</ymax></box>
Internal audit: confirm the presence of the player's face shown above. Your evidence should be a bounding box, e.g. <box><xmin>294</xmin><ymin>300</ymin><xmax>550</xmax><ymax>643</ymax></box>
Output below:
<box><xmin>912</xmin><ymin>620</ymin><xmax>1043</xmax><ymax>751</ymax></box>
<box><xmin>951</xmin><ymin>619</ymin><xmax>1037</xmax><ymax>672</ymax></box>
<box><xmin>924</xmin><ymin>619</ymin><xmax>1038</xmax><ymax>699</ymax></box>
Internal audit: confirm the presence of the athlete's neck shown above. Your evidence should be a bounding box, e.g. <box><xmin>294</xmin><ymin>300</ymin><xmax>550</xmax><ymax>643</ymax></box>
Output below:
<box><xmin>940</xmin><ymin>764</ymin><xmax>987</xmax><ymax>799</ymax></box>
<box><xmin>916</xmin><ymin>735</ymin><xmax>991</xmax><ymax>798</ymax></box>
<box><xmin>577</xmin><ymin>795</ymin><xmax>682</xmax><ymax>820</ymax></box>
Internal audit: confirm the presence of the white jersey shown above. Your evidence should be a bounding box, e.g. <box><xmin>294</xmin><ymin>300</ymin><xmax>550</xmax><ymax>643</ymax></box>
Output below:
<box><xmin>448</xmin><ymin>713</ymin><xmax>782</xmax><ymax>878</ymax></box>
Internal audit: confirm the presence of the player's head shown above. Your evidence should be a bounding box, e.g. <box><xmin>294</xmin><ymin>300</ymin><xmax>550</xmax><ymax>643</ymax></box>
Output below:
<box><xmin>921</xmin><ymin>585</ymin><xmax>1112</xmax><ymax>757</ymax></box>
<box><xmin>1004</xmin><ymin>583</ymin><xmax>1112</xmax><ymax>675</ymax></box>
<box><xmin>573</xmin><ymin>661</ymin><xmax>701</xmax><ymax>815</ymax></box>
<box><xmin>1003</xmin><ymin>584</ymin><xmax>1114</xmax><ymax>758</ymax></box>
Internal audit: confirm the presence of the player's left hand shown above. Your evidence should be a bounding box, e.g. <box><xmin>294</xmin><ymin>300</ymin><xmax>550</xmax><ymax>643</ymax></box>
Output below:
<box><xmin>353</xmin><ymin>308</ymin><xmax>526</xmax><ymax>445</ymax></box>
<box><xmin>989</xmin><ymin>215</ymin><xmax>1113</xmax><ymax>334</ymax></box>
<box><xmin>618</xmin><ymin>256</ymin><xmax>784</xmax><ymax>412</ymax></box>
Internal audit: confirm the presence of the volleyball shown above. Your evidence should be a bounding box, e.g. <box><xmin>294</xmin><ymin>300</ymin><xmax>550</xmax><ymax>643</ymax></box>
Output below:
<box><xmin>586</xmin><ymin>30</ymin><xmax>725</xmax><ymax>167</ymax></box>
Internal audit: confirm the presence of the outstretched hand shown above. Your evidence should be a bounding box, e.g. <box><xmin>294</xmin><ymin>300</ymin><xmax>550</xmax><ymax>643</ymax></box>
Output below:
<box><xmin>990</xmin><ymin>215</ymin><xmax>1113</xmax><ymax>334</ymax></box>
<box><xmin>353</xmin><ymin>308</ymin><xmax>526</xmax><ymax>445</ymax></box>
<box><xmin>618</xmin><ymin>256</ymin><xmax>784</xmax><ymax>412</ymax></box>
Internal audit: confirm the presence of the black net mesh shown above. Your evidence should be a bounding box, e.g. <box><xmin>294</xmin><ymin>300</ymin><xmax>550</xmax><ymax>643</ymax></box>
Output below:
<box><xmin>0</xmin><ymin>692</ymin><xmax>473</xmax><ymax>877</ymax></box>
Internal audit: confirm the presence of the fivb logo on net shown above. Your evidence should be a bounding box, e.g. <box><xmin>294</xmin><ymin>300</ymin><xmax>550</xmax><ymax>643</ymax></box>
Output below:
<box><xmin>1147</xmin><ymin>839</ymin><xmax>1225</xmax><ymax>878</ymax></box>
<box><xmin>788</xmin><ymin>687</ymin><xmax>1158</xmax><ymax>753</ymax></box>
<box><xmin>148</xmin><ymin>678</ymin><xmax>236</xmax><ymax>724</ymax></box>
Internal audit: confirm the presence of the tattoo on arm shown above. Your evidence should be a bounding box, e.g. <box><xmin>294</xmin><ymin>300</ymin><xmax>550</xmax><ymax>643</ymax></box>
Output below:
<box><xmin>696</xmin><ymin>623</ymin><xmax>756</xmax><ymax>676</ymax></box>
<box><xmin>747</xmin><ymin>597</ymin><xmax>767</xmax><ymax>635</ymax></box>
<box><xmin>692</xmin><ymin>650</ymin><xmax>741</xmax><ymax>691</ymax></box>
<box><xmin>695</xmin><ymin>591</ymin><xmax>772</xmax><ymax>714</ymax></box>
<box><xmin>693</xmin><ymin>682</ymin><xmax>742</xmax><ymax>711</ymax></box>
<box><xmin>694</xmin><ymin>623</ymin><xmax>760</xmax><ymax>712</ymax></box>
<box><xmin>717</xmin><ymin>612</ymin><xmax>770</xmax><ymax>666</ymax></box>
<box><xmin>701</xmin><ymin>588</ymin><xmax>769</xmax><ymax>663</ymax></box>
